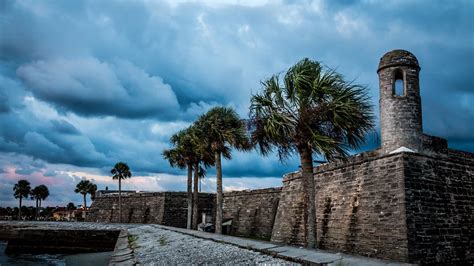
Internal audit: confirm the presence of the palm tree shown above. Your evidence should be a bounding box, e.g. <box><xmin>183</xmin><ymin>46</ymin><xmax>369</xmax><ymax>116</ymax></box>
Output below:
<box><xmin>67</xmin><ymin>202</ymin><xmax>77</xmax><ymax>210</ymax></box>
<box><xmin>88</xmin><ymin>183</ymin><xmax>97</xmax><ymax>201</ymax></box>
<box><xmin>249</xmin><ymin>58</ymin><xmax>374</xmax><ymax>248</ymax></box>
<box><xmin>75</xmin><ymin>180</ymin><xmax>92</xmax><ymax>209</ymax></box>
<box><xmin>31</xmin><ymin>185</ymin><xmax>49</xmax><ymax>219</ymax></box>
<box><xmin>187</xmin><ymin>126</ymin><xmax>214</xmax><ymax>230</ymax></box>
<box><xmin>13</xmin><ymin>180</ymin><xmax>31</xmax><ymax>220</ymax></box>
<box><xmin>37</xmin><ymin>184</ymin><xmax>49</xmax><ymax>208</ymax></box>
<box><xmin>111</xmin><ymin>162</ymin><xmax>132</xmax><ymax>223</ymax></box>
<box><xmin>196</xmin><ymin>107</ymin><xmax>251</xmax><ymax>234</ymax></box>
<box><xmin>163</xmin><ymin>127</ymin><xmax>198</xmax><ymax>230</ymax></box>
<box><xmin>31</xmin><ymin>186</ymin><xmax>41</xmax><ymax>219</ymax></box>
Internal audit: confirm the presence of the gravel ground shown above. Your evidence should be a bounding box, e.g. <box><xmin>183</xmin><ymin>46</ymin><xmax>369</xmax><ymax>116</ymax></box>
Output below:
<box><xmin>128</xmin><ymin>225</ymin><xmax>297</xmax><ymax>265</ymax></box>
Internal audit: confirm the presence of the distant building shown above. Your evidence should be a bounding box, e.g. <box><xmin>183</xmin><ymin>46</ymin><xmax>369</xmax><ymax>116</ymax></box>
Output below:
<box><xmin>52</xmin><ymin>207</ymin><xmax>88</xmax><ymax>221</ymax></box>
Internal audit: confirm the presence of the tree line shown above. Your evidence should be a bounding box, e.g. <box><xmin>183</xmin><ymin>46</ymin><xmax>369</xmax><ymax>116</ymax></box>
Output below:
<box><xmin>162</xmin><ymin>58</ymin><xmax>374</xmax><ymax>248</ymax></box>
<box><xmin>13</xmin><ymin>179</ymin><xmax>49</xmax><ymax>220</ymax></box>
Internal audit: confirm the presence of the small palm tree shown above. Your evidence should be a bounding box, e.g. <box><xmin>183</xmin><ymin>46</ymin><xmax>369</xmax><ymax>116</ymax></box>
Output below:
<box><xmin>196</xmin><ymin>106</ymin><xmax>251</xmax><ymax>234</ymax></box>
<box><xmin>13</xmin><ymin>180</ymin><xmax>31</xmax><ymax>220</ymax></box>
<box><xmin>67</xmin><ymin>202</ymin><xmax>77</xmax><ymax>210</ymax></box>
<box><xmin>111</xmin><ymin>162</ymin><xmax>132</xmax><ymax>223</ymax></box>
<box><xmin>88</xmin><ymin>183</ymin><xmax>97</xmax><ymax>201</ymax></box>
<box><xmin>75</xmin><ymin>180</ymin><xmax>92</xmax><ymax>210</ymax></box>
<box><xmin>249</xmin><ymin>58</ymin><xmax>374</xmax><ymax>248</ymax></box>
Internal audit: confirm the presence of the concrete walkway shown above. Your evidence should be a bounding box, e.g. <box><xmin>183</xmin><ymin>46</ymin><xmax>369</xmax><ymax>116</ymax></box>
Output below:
<box><xmin>156</xmin><ymin>224</ymin><xmax>411</xmax><ymax>266</ymax></box>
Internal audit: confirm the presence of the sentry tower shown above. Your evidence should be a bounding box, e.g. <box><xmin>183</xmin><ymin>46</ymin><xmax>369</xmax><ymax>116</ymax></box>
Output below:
<box><xmin>377</xmin><ymin>49</ymin><xmax>423</xmax><ymax>154</ymax></box>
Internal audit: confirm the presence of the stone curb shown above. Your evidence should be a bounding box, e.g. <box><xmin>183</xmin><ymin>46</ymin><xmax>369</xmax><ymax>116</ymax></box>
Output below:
<box><xmin>109</xmin><ymin>229</ymin><xmax>137</xmax><ymax>266</ymax></box>
<box><xmin>154</xmin><ymin>225</ymin><xmax>413</xmax><ymax>266</ymax></box>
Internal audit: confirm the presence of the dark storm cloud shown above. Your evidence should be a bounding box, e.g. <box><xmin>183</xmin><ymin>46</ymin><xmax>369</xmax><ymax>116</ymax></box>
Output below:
<box><xmin>0</xmin><ymin>104</ymin><xmax>108</xmax><ymax>168</ymax></box>
<box><xmin>0</xmin><ymin>91</ymin><xmax>9</xmax><ymax>113</ymax></box>
<box><xmin>0</xmin><ymin>0</ymin><xmax>472</xmax><ymax>205</ymax></box>
<box><xmin>16</xmin><ymin>58</ymin><xmax>180</xmax><ymax>119</ymax></box>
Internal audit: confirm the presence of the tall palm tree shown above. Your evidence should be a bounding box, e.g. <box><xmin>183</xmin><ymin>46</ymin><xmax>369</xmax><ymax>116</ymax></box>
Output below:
<box><xmin>249</xmin><ymin>58</ymin><xmax>374</xmax><ymax>248</ymax></box>
<box><xmin>188</xmin><ymin>126</ymin><xmax>214</xmax><ymax>230</ymax></box>
<box><xmin>196</xmin><ymin>107</ymin><xmax>251</xmax><ymax>234</ymax></box>
<box><xmin>164</xmin><ymin>127</ymin><xmax>198</xmax><ymax>230</ymax></box>
<box><xmin>30</xmin><ymin>185</ymin><xmax>48</xmax><ymax>219</ymax></box>
<box><xmin>13</xmin><ymin>180</ymin><xmax>31</xmax><ymax>220</ymax></box>
<box><xmin>111</xmin><ymin>162</ymin><xmax>132</xmax><ymax>223</ymax></box>
<box><xmin>37</xmin><ymin>184</ymin><xmax>49</xmax><ymax>208</ymax></box>
<box><xmin>31</xmin><ymin>186</ymin><xmax>41</xmax><ymax>219</ymax></box>
<box><xmin>75</xmin><ymin>180</ymin><xmax>92</xmax><ymax>209</ymax></box>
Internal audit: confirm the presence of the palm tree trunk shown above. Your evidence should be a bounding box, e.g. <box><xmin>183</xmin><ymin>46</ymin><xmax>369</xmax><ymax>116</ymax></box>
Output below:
<box><xmin>35</xmin><ymin>198</ymin><xmax>39</xmax><ymax>220</ymax></box>
<box><xmin>192</xmin><ymin>162</ymin><xmax>199</xmax><ymax>230</ymax></box>
<box><xmin>83</xmin><ymin>194</ymin><xmax>87</xmax><ymax>209</ymax></box>
<box><xmin>18</xmin><ymin>197</ymin><xmax>22</xmax><ymax>220</ymax></box>
<box><xmin>119</xmin><ymin>178</ymin><xmax>122</xmax><ymax>223</ymax></box>
<box><xmin>215</xmin><ymin>151</ymin><xmax>223</xmax><ymax>234</ymax></box>
<box><xmin>299</xmin><ymin>145</ymin><xmax>317</xmax><ymax>248</ymax></box>
<box><xmin>186</xmin><ymin>164</ymin><xmax>193</xmax><ymax>229</ymax></box>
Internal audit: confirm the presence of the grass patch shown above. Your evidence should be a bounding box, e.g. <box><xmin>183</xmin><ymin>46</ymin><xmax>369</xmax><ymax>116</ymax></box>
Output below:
<box><xmin>159</xmin><ymin>235</ymin><xmax>168</xmax><ymax>246</ymax></box>
<box><xmin>128</xmin><ymin>234</ymin><xmax>139</xmax><ymax>249</ymax></box>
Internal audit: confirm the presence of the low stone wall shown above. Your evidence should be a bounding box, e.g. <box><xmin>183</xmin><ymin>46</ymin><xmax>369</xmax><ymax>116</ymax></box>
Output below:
<box><xmin>88</xmin><ymin>189</ymin><xmax>282</xmax><ymax>240</ymax></box>
<box><xmin>87</xmin><ymin>192</ymin><xmax>215</xmax><ymax>227</ymax></box>
<box><xmin>4</xmin><ymin>228</ymin><xmax>119</xmax><ymax>254</ymax></box>
<box><xmin>223</xmin><ymin>188</ymin><xmax>281</xmax><ymax>240</ymax></box>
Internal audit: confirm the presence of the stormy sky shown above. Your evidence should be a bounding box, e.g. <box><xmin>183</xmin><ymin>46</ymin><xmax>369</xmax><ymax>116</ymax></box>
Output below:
<box><xmin>0</xmin><ymin>0</ymin><xmax>473</xmax><ymax>207</ymax></box>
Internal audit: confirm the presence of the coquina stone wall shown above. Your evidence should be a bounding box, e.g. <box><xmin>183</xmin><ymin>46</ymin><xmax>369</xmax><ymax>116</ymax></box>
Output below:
<box><xmin>403</xmin><ymin>150</ymin><xmax>473</xmax><ymax>264</ymax></box>
<box><xmin>223</xmin><ymin>188</ymin><xmax>281</xmax><ymax>240</ymax></box>
<box><xmin>272</xmin><ymin>150</ymin><xmax>409</xmax><ymax>261</ymax></box>
<box><xmin>87</xmin><ymin>192</ymin><xmax>215</xmax><ymax>226</ymax></box>
<box><xmin>271</xmin><ymin>149</ymin><xmax>473</xmax><ymax>264</ymax></box>
<box><xmin>88</xmin><ymin>189</ymin><xmax>281</xmax><ymax>240</ymax></box>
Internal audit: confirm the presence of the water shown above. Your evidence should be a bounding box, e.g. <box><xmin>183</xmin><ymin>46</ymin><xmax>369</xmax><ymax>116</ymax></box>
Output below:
<box><xmin>0</xmin><ymin>241</ymin><xmax>112</xmax><ymax>266</ymax></box>
<box><xmin>0</xmin><ymin>241</ymin><xmax>65</xmax><ymax>265</ymax></box>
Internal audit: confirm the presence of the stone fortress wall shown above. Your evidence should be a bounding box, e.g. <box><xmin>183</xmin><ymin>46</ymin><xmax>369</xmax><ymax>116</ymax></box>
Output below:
<box><xmin>271</xmin><ymin>148</ymin><xmax>473</xmax><ymax>264</ymax></box>
<box><xmin>88</xmin><ymin>50</ymin><xmax>473</xmax><ymax>264</ymax></box>
<box><xmin>88</xmin><ymin>192</ymin><xmax>215</xmax><ymax>228</ymax></box>
<box><xmin>88</xmin><ymin>188</ymin><xmax>281</xmax><ymax>241</ymax></box>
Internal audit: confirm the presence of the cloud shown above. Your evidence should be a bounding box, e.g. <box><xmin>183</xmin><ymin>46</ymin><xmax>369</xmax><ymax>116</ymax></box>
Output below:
<box><xmin>17</xmin><ymin>57</ymin><xmax>180</xmax><ymax>118</ymax></box>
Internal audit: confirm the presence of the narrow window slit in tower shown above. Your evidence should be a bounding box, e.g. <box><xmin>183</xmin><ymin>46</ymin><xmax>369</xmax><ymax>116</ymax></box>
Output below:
<box><xmin>394</xmin><ymin>71</ymin><xmax>404</xmax><ymax>96</ymax></box>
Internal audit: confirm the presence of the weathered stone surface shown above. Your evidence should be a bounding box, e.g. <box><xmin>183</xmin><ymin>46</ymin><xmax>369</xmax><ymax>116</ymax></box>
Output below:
<box><xmin>271</xmin><ymin>149</ymin><xmax>473</xmax><ymax>264</ymax></box>
<box><xmin>87</xmin><ymin>192</ymin><xmax>215</xmax><ymax>227</ymax></box>
<box><xmin>88</xmin><ymin>189</ymin><xmax>280</xmax><ymax>241</ymax></box>
<box><xmin>403</xmin><ymin>150</ymin><xmax>474</xmax><ymax>264</ymax></box>
<box><xmin>378</xmin><ymin>49</ymin><xmax>423</xmax><ymax>154</ymax></box>
<box><xmin>223</xmin><ymin>188</ymin><xmax>281</xmax><ymax>240</ymax></box>
<box><xmin>272</xmin><ymin>150</ymin><xmax>409</xmax><ymax>261</ymax></box>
